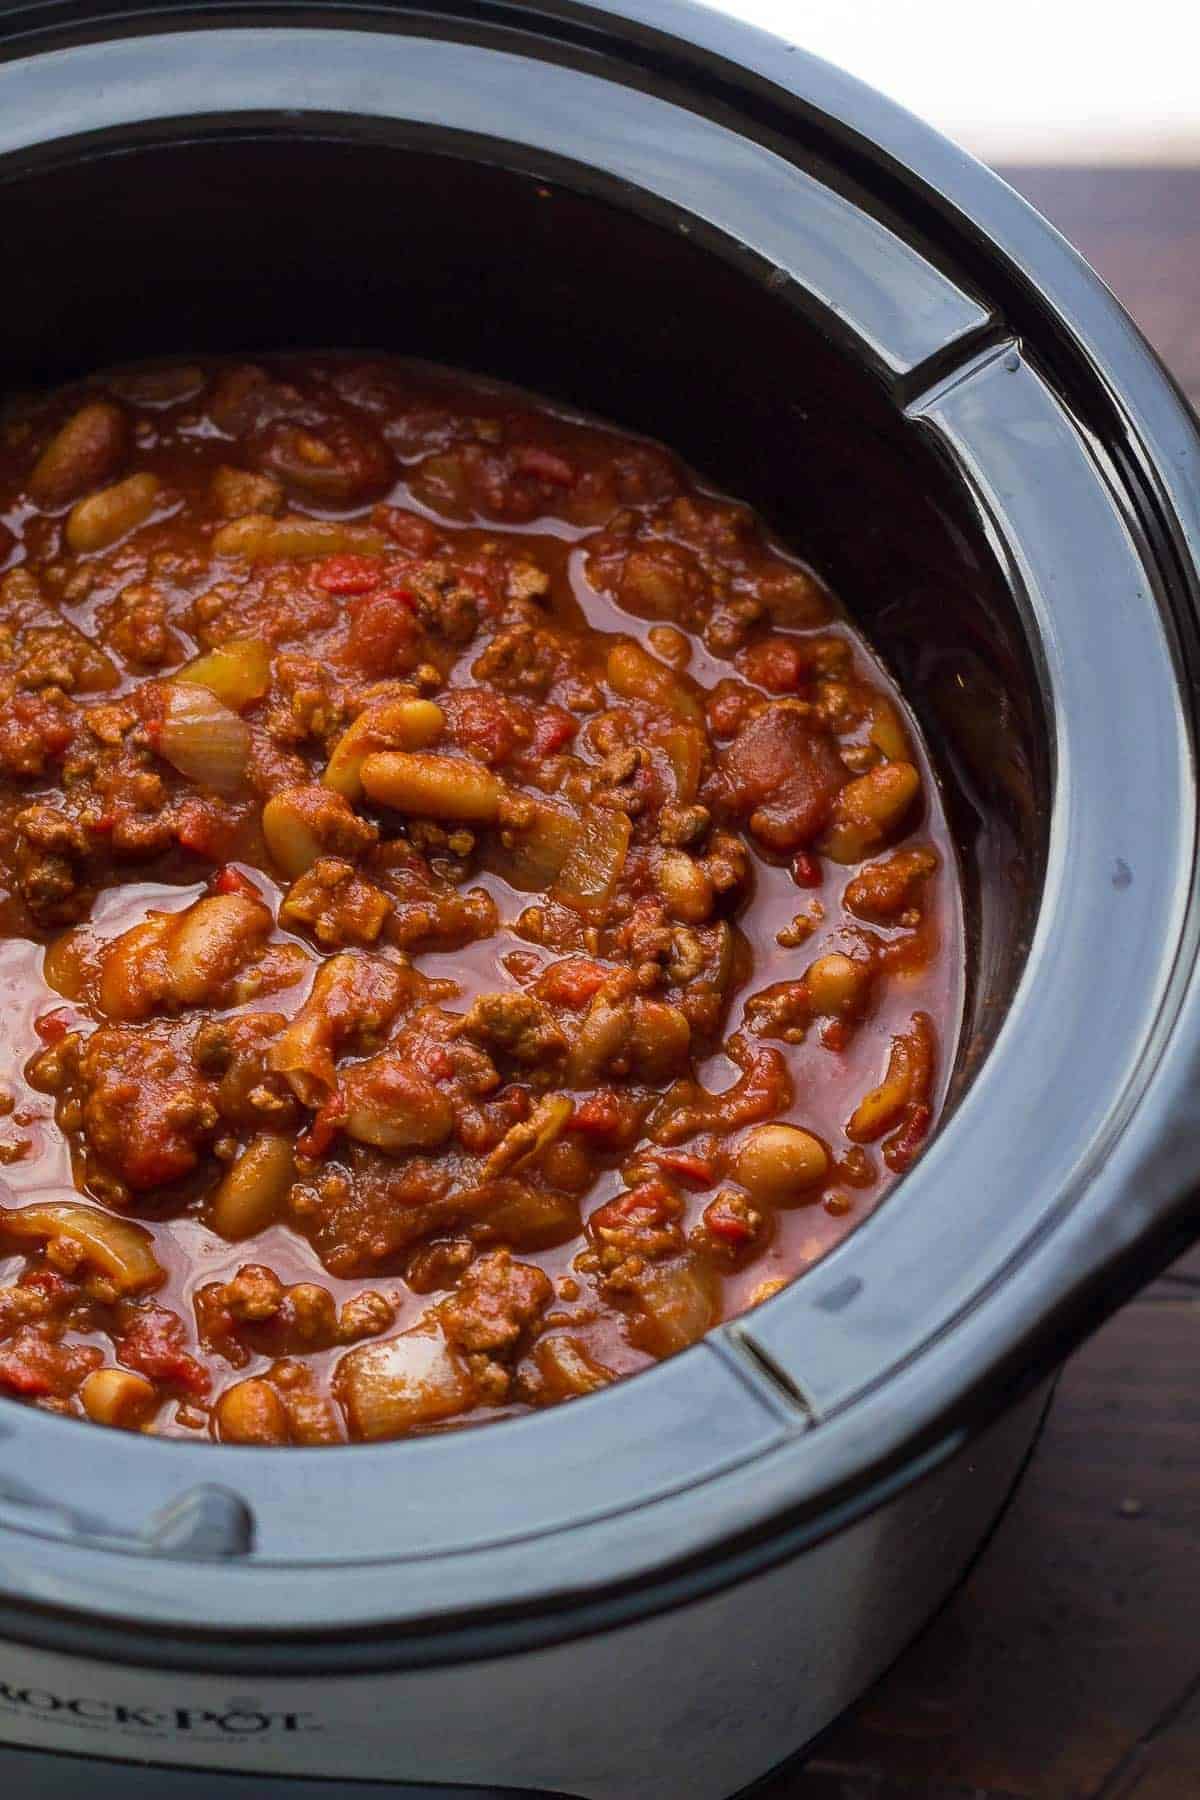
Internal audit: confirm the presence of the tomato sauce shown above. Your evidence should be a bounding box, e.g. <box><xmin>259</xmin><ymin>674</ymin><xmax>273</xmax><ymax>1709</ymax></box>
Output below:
<box><xmin>0</xmin><ymin>355</ymin><xmax>963</xmax><ymax>1443</ymax></box>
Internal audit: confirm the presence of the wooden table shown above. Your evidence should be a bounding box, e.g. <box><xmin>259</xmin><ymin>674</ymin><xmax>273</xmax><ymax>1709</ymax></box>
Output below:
<box><xmin>762</xmin><ymin>168</ymin><xmax>1200</xmax><ymax>1800</ymax></box>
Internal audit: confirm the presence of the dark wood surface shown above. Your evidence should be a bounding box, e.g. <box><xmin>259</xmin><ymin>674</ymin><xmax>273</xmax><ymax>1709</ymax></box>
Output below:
<box><xmin>763</xmin><ymin>168</ymin><xmax>1200</xmax><ymax>1800</ymax></box>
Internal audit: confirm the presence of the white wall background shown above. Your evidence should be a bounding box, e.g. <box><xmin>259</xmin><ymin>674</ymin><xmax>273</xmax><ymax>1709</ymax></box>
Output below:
<box><xmin>715</xmin><ymin>1</ymin><xmax>1200</xmax><ymax>163</ymax></box>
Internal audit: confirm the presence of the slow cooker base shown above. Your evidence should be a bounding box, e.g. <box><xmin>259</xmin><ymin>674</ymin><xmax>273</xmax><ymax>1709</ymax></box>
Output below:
<box><xmin>0</xmin><ymin>1747</ymin><xmax>575</xmax><ymax>1798</ymax></box>
<box><xmin>730</xmin><ymin>1380</ymin><xmax>1059</xmax><ymax>1799</ymax></box>
<box><xmin>0</xmin><ymin>1388</ymin><xmax>1052</xmax><ymax>1798</ymax></box>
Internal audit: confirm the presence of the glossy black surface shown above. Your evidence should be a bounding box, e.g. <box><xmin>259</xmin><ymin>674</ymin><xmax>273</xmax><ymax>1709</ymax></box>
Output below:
<box><xmin>0</xmin><ymin>0</ymin><xmax>1194</xmax><ymax>1679</ymax></box>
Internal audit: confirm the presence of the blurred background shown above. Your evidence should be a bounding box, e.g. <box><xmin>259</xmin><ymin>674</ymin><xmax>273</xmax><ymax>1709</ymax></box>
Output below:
<box><xmin>718</xmin><ymin>0</ymin><xmax>1200</xmax><ymax>164</ymax></box>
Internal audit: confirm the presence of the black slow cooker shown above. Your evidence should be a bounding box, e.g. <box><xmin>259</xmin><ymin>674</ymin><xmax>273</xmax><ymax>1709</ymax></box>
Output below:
<box><xmin>0</xmin><ymin>2</ymin><xmax>1198</xmax><ymax>1795</ymax></box>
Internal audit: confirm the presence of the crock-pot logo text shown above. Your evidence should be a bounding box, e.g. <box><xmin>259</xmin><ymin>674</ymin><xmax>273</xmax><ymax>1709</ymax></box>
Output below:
<box><xmin>0</xmin><ymin>1682</ymin><xmax>318</xmax><ymax>1737</ymax></box>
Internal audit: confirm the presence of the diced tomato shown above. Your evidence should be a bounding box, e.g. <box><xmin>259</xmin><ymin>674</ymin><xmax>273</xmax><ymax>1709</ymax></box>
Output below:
<box><xmin>118</xmin><ymin>1307</ymin><xmax>209</xmax><ymax>1397</ymax></box>
<box><xmin>346</xmin><ymin>587</ymin><xmax>419</xmax><ymax>674</ymax></box>
<box><xmin>442</xmin><ymin>688</ymin><xmax>522</xmax><ymax>766</ymax></box>
<box><xmin>653</xmin><ymin>1150</ymin><xmax>715</xmax><ymax>1189</ymax></box>
<box><xmin>174</xmin><ymin>800</ymin><xmax>240</xmax><ymax>861</ymax></box>
<box><xmin>706</xmin><ymin>679</ymin><xmax>758</xmax><ymax>740</ymax></box>
<box><xmin>33</xmin><ymin>1008</ymin><xmax>71</xmax><ymax>1044</ymax></box>
<box><xmin>535</xmin><ymin>958</ymin><xmax>612</xmax><ymax>1009</ymax></box>
<box><xmin>790</xmin><ymin>851</ymin><xmax>822</xmax><ymax>888</ymax></box>
<box><xmin>420</xmin><ymin>1045</ymin><xmax>455</xmax><ymax>1082</ymax></box>
<box><xmin>298</xmin><ymin>1093</ymin><xmax>347</xmax><ymax>1161</ymax></box>
<box><xmin>377</xmin><ymin>507</ymin><xmax>442</xmax><ymax>556</ymax></box>
<box><xmin>314</xmin><ymin>553</ymin><xmax>381</xmax><ymax>595</ymax></box>
<box><xmin>702</xmin><ymin>1197</ymin><xmax>757</xmax><ymax>1245</ymax></box>
<box><xmin>212</xmin><ymin>863</ymin><xmax>262</xmax><ymax>901</ymax></box>
<box><xmin>736</xmin><ymin>635</ymin><xmax>809</xmax><ymax>694</ymax></box>
<box><xmin>0</xmin><ymin>1349</ymin><xmax>52</xmax><ymax>1396</ymax></box>
<box><xmin>0</xmin><ymin>1330</ymin><xmax>100</xmax><ymax>1398</ymax></box>
<box><xmin>19</xmin><ymin>1268</ymin><xmax>77</xmax><ymax>1304</ymax></box>
<box><xmin>819</xmin><ymin>1019</ymin><xmax>852</xmax><ymax>1054</ymax></box>
<box><xmin>883</xmin><ymin>1103</ymin><xmax>932</xmax><ymax>1174</ymax></box>
<box><xmin>514</xmin><ymin>446</ymin><xmax>575</xmax><ymax>486</ymax></box>
<box><xmin>570</xmin><ymin>1092</ymin><xmax>623</xmax><ymax>1137</ymax></box>
<box><xmin>591</xmin><ymin>1179</ymin><xmax>677</xmax><ymax>1234</ymax></box>
<box><xmin>529</xmin><ymin>705</ymin><xmax>577</xmax><ymax>758</ymax></box>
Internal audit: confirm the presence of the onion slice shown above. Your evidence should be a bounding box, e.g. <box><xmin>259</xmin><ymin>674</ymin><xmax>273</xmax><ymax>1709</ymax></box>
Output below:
<box><xmin>157</xmin><ymin>682</ymin><xmax>250</xmax><ymax>794</ymax></box>
<box><xmin>0</xmin><ymin>1201</ymin><xmax>164</xmax><ymax>1295</ymax></box>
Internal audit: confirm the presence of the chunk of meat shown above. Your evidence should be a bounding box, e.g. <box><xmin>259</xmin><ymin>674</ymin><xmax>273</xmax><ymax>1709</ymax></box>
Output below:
<box><xmin>281</xmin><ymin>857</ymin><xmax>393</xmax><ymax>948</ymax></box>
<box><xmin>0</xmin><ymin>691</ymin><xmax>77</xmax><ymax>779</ymax></box>
<box><xmin>844</xmin><ymin>847</ymin><xmax>938</xmax><ymax>921</ymax></box>
<box><xmin>116</xmin><ymin>1305</ymin><xmax>209</xmax><ymax>1395</ymax></box>
<box><xmin>78</xmin><ymin>1024</ymin><xmax>219</xmax><ymax>1190</ymax></box>
<box><xmin>439</xmin><ymin>1249</ymin><xmax>552</xmax><ymax>1355</ymax></box>
<box><xmin>713</xmin><ymin>704</ymin><xmax>847</xmax><ymax>853</ymax></box>
<box><xmin>196</xmin><ymin>1264</ymin><xmax>389</xmax><ymax>1367</ymax></box>
<box><xmin>210</xmin><ymin>463</ymin><xmax>284</xmax><ymax>519</ymax></box>
<box><xmin>459</xmin><ymin>991</ymin><xmax>566</xmax><ymax>1069</ymax></box>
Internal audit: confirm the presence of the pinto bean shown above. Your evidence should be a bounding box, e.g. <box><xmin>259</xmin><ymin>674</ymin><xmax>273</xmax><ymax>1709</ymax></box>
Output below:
<box><xmin>606</xmin><ymin>638</ymin><xmax>703</xmax><ymax>723</ymax></box>
<box><xmin>821</xmin><ymin>761</ymin><xmax>920</xmax><ymax>863</ymax></box>
<box><xmin>359</xmin><ymin>751</ymin><xmax>506</xmax><ymax>822</ymax></box>
<box><xmin>262</xmin><ymin>783</ymin><xmax>377</xmax><ymax>878</ymax></box>
<box><xmin>212</xmin><ymin>513</ymin><xmax>386</xmax><ymax>561</ymax></box>
<box><xmin>65</xmin><ymin>472</ymin><xmax>160</xmax><ymax>553</ymax></box>
<box><xmin>210</xmin><ymin>1133</ymin><xmax>296</xmax><ymax>1240</ymax></box>
<box><xmin>340</xmin><ymin>1055</ymin><xmax>455</xmax><ymax>1153</ymax></box>
<box><xmin>167</xmin><ymin>894</ymin><xmax>272</xmax><ymax>1007</ymax></box>
<box><xmin>324</xmin><ymin>699</ymin><xmax>445</xmax><ymax>799</ymax></box>
<box><xmin>804</xmin><ymin>952</ymin><xmax>873</xmax><ymax>1019</ymax></box>
<box><xmin>80</xmin><ymin>1367</ymin><xmax>158</xmax><ymax>1429</ymax></box>
<box><xmin>736</xmin><ymin>1123</ymin><xmax>829</xmax><ymax>1200</ymax></box>
<box><xmin>29</xmin><ymin>400</ymin><xmax>126</xmax><ymax>507</ymax></box>
<box><xmin>216</xmin><ymin>1377</ymin><xmax>290</xmax><ymax>1445</ymax></box>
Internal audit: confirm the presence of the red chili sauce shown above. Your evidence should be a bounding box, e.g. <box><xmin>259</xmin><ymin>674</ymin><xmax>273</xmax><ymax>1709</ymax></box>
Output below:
<box><xmin>0</xmin><ymin>356</ymin><xmax>963</xmax><ymax>1444</ymax></box>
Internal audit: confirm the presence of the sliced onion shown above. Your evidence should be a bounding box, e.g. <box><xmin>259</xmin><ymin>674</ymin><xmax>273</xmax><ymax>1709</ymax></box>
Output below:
<box><xmin>553</xmin><ymin>805</ymin><xmax>630</xmax><ymax>919</ymax></box>
<box><xmin>336</xmin><ymin>1326</ymin><xmax>474</xmax><ymax>1440</ymax></box>
<box><xmin>483</xmin><ymin>1093</ymin><xmax>574</xmax><ymax>1180</ymax></box>
<box><xmin>491</xmin><ymin>798</ymin><xmax>580</xmax><ymax>890</ymax></box>
<box><xmin>157</xmin><ymin>682</ymin><xmax>250</xmax><ymax>794</ymax></box>
<box><xmin>0</xmin><ymin>1201</ymin><xmax>164</xmax><ymax>1295</ymax></box>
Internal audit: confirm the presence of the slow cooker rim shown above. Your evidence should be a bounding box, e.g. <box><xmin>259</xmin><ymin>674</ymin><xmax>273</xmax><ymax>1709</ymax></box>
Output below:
<box><xmin>0</xmin><ymin>0</ymin><xmax>1196</xmax><ymax>1666</ymax></box>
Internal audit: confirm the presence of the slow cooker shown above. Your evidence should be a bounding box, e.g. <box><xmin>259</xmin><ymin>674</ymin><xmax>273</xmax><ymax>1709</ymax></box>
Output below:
<box><xmin>0</xmin><ymin>2</ymin><xmax>1198</xmax><ymax>1795</ymax></box>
